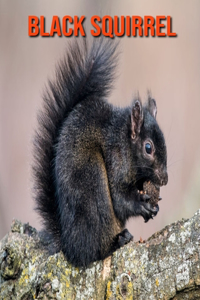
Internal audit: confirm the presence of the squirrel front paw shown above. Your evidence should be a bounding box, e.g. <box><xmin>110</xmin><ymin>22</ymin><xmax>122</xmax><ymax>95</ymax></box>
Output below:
<box><xmin>137</xmin><ymin>190</ymin><xmax>151</xmax><ymax>202</ymax></box>
<box><xmin>138</xmin><ymin>201</ymin><xmax>159</xmax><ymax>223</ymax></box>
<box><xmin>144</xmin><ymin>203</ymin><xmax>159</xmax><ymax>223</ymax></box>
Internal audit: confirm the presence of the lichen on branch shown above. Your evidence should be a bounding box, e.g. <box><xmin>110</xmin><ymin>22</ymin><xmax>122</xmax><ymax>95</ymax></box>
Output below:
<box><xmin>1</xmin><ymin>210</ymin><xmax>200</xmax><ymax>299</ymax></box>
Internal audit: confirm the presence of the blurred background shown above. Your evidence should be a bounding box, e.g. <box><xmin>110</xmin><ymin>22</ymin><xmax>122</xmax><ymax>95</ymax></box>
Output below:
<box><xmin>0</xmin><ymin>0</ymin><xmax>200</xmax><ymax>241</ymax></box>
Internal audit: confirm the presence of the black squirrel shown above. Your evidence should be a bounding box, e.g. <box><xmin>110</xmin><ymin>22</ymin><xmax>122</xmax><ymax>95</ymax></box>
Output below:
<box><xmin>33</xmin><ymin>38</ymin><xmax>168</xmax><ymax>268</ymax></box>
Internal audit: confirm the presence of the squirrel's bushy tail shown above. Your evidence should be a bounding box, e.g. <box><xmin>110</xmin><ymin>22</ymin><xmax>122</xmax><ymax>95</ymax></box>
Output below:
<box><xmin>33</xmin><ymin>38</ymin><xmax>118</xmax><ymax>242</ymax></box>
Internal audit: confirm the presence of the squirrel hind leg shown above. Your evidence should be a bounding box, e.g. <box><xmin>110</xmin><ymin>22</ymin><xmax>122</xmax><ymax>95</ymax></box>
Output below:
<box><xmin>56</xmin><ymin>152</ymin><xmax>119</xmax><ymax>267</ymax></box>
<box><xmin>106</xmin><ymin>229</ymin><xmax>133</xmax><ymax>257</ymax></box>
<box><xmin>117</xmin><ymin>229</ymin><xmax>133</xmax><ymax>247</ymax></box>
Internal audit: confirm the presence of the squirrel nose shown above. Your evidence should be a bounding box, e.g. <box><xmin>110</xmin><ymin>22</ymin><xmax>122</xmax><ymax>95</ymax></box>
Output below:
<box><xmin>160</xmin><ymin>171</ymin><xmax>168</xmax><ymax>186</ymax></box>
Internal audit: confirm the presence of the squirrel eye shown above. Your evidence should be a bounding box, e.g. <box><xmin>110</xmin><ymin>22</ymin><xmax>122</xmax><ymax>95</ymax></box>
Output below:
<box><xmin>145</xmin><ymin>142</ymin><xmax>152</xmax><ymax>154</ymax></box>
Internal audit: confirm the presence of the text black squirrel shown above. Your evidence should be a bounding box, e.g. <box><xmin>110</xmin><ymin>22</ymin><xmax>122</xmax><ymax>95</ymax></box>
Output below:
<box><xmin>33</xmin><ymin>38</ymin><xmax>168</xmax><ymax>268</ymax></box>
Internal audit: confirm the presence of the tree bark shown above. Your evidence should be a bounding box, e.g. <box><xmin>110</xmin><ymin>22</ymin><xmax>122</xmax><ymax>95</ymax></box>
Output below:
<box><xmin>1</xmin><ymin>210</ymin><xmax>200</xmax><ymax>300</ymax></box>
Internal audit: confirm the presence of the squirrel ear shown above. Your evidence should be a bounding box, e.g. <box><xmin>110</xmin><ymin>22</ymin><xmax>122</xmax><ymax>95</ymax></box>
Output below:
<box><xmin>131</xmin><ymin>99</ymin><xmax>143</xmax><ymax>140</ymax></box>
<box><xmin>147</xmin><ymin>97</ymin><xmax>157</xmax><ymax>119</ymax></box>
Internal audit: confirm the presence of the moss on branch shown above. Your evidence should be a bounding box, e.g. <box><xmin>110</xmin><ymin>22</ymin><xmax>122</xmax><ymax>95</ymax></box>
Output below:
<box><xmin>1</xmin><ymin>210</ymin><xmax>200</xmax><ymax>299</ymax></box>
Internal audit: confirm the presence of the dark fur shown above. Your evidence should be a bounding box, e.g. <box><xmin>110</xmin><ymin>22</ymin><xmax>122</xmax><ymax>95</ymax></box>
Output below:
<box><xmin>33</xmin><ymin>38</ymin><xmax>168</xmax><ymax>268</ymax></box>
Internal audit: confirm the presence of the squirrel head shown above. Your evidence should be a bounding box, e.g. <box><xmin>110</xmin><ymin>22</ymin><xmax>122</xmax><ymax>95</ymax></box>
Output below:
<box><xmin>131</xmin><ymin>96</ymin><xmax>168</xmax><ymax>188</ymax></box>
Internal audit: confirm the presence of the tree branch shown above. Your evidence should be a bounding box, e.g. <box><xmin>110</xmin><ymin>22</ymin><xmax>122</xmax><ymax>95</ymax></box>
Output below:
<box><xmin>1</xmin><ymin>210</ymin><xmax>200</xmax><ymax>299</ymax></box>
